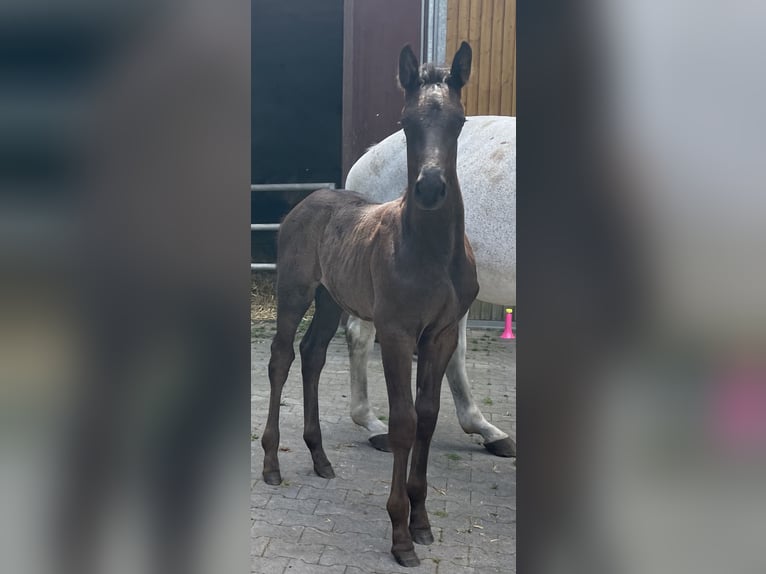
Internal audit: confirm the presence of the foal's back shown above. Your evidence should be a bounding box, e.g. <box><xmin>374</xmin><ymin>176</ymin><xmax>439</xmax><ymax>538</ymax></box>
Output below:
<box><xmin>277</xmin><ymin>188</ymin><xmax>400</xmax><ymax>322</ymax></box>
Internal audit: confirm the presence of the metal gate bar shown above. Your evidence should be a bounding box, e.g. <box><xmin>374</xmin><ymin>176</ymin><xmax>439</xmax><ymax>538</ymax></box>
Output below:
<box><xmin>251</xmin><ymin>183</ymin><xmax>335</xmax><ymax>192</ymax></box>
<box><xmin>251</xmin><ymin>182</ymin><xmax>336</xmax><ymax>271</ymax></box>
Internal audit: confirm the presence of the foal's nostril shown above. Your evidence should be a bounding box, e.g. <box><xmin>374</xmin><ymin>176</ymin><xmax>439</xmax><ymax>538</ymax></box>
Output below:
<box><xmin>414</xmin><ymin>178</ymin><xmax>445</xmax><ymax>206</ymax></box>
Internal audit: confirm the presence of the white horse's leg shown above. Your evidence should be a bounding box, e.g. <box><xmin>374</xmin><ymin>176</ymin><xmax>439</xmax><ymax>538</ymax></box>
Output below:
<box><xmin>446</xmin><ymin>313</ymin><xmax>516</xmax><ymax>457</ymax></box>
<box><xmin>345</xmin><ymin>315</ymin><xmax>390</xmax><ymax>450</ymax></box>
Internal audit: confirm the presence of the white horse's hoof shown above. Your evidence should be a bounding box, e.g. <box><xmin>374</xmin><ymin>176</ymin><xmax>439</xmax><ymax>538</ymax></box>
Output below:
<box><xmin>369</xmin><ymin>434</ymin><xmax>391</xmax><ymax>452</ymax></box>
<box><xmin>484</xmin><ymin>437</ymin><xmax>516</xmax><ymax>457</ymax></box>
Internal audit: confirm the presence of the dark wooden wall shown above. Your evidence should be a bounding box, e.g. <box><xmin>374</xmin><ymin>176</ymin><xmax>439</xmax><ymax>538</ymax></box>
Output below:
<box><xmin>341</xmin><ymin>0</ymin><xmax>422</xmax><ymax>183</ymax></box>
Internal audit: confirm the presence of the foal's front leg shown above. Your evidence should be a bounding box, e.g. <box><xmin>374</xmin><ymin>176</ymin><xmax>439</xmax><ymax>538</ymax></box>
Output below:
<box><xmin>408</xmin><ymin>326</ymin><xmax>459</xmax><ymax>545</ymax></box>
<box><xmin>377</xmin><ymin>329</ymin><xmax>419</xmax><ymax>567</ymax></box>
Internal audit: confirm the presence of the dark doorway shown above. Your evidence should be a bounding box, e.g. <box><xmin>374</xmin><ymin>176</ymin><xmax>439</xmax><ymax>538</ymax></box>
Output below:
<box><xmin>251</xmin><ymin>0</ymin><xmax>344</xmax><ymax>265</ymax></box>
<box><xmin>251</xmin><ymin>0</ymin><xmax>344</xmax><ymax>187</ymax></box>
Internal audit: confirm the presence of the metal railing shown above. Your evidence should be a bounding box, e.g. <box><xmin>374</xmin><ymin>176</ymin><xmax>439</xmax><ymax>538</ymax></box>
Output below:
<box><xmin>250</xmin><ymin>183</ymin><xmax>336</xmax><ymax>271</ymax></box>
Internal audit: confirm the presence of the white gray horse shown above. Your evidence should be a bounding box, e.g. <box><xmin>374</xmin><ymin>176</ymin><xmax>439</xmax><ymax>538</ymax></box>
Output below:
<box><xmin>344</xmin><ymin>115</ymin><xmax>516</xmax><ymax>457</ymax></box>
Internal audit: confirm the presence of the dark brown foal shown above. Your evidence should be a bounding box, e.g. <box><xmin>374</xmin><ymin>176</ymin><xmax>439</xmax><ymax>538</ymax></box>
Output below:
<box><xmin>261</xmin><ymin>42</ymin><xmax>478</xmax><ymax>567</ymax></box>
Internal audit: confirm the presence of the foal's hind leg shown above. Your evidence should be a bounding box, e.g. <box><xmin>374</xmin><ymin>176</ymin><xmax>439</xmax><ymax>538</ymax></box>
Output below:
<box><xmin>300</xmin><ymin>285</ymin><xmax>343</xmax><ymax>479</ymax></box>
<box><xmin>261</xmin><ymin>283</ymin><xmax>315</xmax><ymax>485</ymax></box>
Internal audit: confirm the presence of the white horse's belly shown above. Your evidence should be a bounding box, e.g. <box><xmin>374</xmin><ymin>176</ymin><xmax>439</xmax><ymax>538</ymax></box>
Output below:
<box><xmin>346</xmin><ymin>116</ymin><xmax>516</xmax><ymax>307</ymax></box>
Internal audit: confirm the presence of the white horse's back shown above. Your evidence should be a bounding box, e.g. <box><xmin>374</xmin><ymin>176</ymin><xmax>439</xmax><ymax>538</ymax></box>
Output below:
<box><xmin>346</xmin><ymin>116</ymin><xmax>515</xmax><ymax>306</ymax></box>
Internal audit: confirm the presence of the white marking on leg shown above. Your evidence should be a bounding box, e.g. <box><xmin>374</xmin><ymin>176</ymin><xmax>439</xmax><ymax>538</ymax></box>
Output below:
<box><xmin>346</xmin><ymin>315</ymin><xmax>388</xmax><ymax>435</ymax></box>
<box><xmin>446</xmin><ymin>314</ymin><xmax>509</xmax><ymax>443</ymax></box>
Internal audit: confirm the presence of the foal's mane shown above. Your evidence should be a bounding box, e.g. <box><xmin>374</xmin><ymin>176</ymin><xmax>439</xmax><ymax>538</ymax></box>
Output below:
<box><xmin>419</xmin><ymin>63</ymin><xmax>450</xmax><ymax>86</ymax></box>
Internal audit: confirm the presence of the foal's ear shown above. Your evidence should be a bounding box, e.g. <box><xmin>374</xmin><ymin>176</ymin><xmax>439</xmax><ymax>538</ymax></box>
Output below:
<box><xmin>398</xmin><ymin>44</ymin><xmax>420</xmax><ymax>92</ymax></box>
<box><xmin>448</xmin><ymin>41</ymin><xmax>472</xmax><ymax>90</ymax></box>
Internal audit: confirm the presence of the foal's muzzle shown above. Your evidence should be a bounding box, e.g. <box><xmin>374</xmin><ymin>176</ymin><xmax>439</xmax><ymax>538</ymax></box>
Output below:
<box><xmin>414</xmin><ymin>167</ymin><xmax>447</xmax><ymax>210</ymax></box>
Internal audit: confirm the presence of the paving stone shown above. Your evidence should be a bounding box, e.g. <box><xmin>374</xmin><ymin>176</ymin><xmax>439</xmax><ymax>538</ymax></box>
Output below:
<box><xmin>251</xmin><ymin>555</ymin><xmax>289</xmax><ymax>574</ymax></box>
<box><xmin>319</xmin><ymin>546</ymin><xmax>438</xmax><ymax>574</ymax></box>
<box><xmin>251</xmin><ymin>507</ymin><xmax>289</xmax><ymax>526</ymax></box>
<box><xmin>294</xmin><ymin>474</ymin><xmax>331</xmax><ymax>489</ymax></box>
<box><xmin>329</xmin><ymin>515</ymin><xmax>391</xmax><ymax>538</ymax></box>
<box><xmin>300</xmin><ymin>527</ymin><xmax>385</xmax><ymax>554</ymax></box>
<box><xmin>344</xmin><ymin>566</ymin><xmax>400</xmax><ymax>574</ymax></box>
<box><xmin>251</xmin><ymin>522</ymin><xmax>304</xmax><ymax>543</ymax></box>
<box><xmin>296</xmin><ymin>484</ymin><xmax>349</xmax><ymax>504</ymax></box>
<box><xmin>282</xmin><ymin>510</ymin><xmax>335</xmax><ymax>532</ymax></box>
<box><xmin>251</xmin><ymin>492</ymin><xmax>271</xmax><ymax>508</ymax></box>
<box><xmin>263</xmin><ymin>483</ymin><xmax>302</xmax><ymax>499</ymax></box>
<box><xmin>266</xmin><ymin>496</ymin><xmax>319</xmax><ymax>514</ymax></box>
<box><xmin>283</xmin><ymin>559</ymin><xmax>346</xmax><ymax>574</ymax></box>
<box><xmin>468</xmin><ymin>545</ymin><xmax>515</xmax><ymax>572</ymax></box>
<box><xmin>470</xmin><ymin>504</ymin><xmax>517</xmax><ymax>527</ymax></box>
<box><xmin>441</xmin><ymin>532</ymin><xmax>482</xmax><ymax>549</ymax></box>
<box><xmin>251</xmin><ymin>536</ymin><xmax>270</xmax><ymax>558</ymax></box>
<box><xmin>314</xmin><ymin>499</ymin><xmax>380</xmax><ymax>518</ymax></box>
<box><xmin>343</xmin><ymin>490</ymin><xmax>389</xmax><ymax>508</ymax></box>
<box><xmin>435</xmin><ymin>561</ymin><xmax>477</xmax><ymax>574</ymax></box>
<box><xmin>416</xmin><ymin>542</ymin><xmax>471</xmax><ymax>567</ymax></box>
<box><xmin>263</xmin><ymin>538</ymin><xmax>326</xmax><ymax>564</ymax></box>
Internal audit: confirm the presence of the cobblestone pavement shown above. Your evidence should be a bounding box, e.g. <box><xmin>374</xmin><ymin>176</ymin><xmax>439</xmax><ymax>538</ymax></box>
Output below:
<box><xmin>251</xmin><ymin>321</ymin><xmax>516</xmax><ymax>574</ymax></box>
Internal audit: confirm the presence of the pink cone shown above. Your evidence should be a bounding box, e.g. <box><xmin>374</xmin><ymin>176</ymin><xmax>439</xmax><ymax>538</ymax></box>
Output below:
<box><xmin>711</xmin><ymin>365</ymin><xmax>766</xmax><ymax>455</ymax></box>
<box><xmin>501</xmin><ymin>308</ymin><xmax>515</xmax><ymax>339</ymax></box>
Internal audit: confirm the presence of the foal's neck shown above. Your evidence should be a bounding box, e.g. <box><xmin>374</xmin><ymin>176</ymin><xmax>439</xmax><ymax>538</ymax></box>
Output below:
<box><xmin>402</xmin><ymin>166</ymin><xmax>466</xmax><ymax>262</ymax></box>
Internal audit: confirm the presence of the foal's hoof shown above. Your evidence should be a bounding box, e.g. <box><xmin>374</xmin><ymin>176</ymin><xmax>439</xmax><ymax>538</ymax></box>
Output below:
<box><xmin>262</xmin><ymin>470</ymin><xmax>282</xmax><ymax>485</ymax></box>
<box><xmin>392</xmin><ymin>547</ymin><xmax>420</xmax><ymax>567</ymax></box>
<box><xmin>368</xmin><ymin>433</ymin><xmax>391</xmax><ymax>452</ymax></box>
<box><xmin>410</xmin><ymin>526</ymin><xmax>434</xmax><ymax>545</ymax></box>
<box><xmin>314</xmin><ymin>463</ymin><xmax>336</xmax><ymax>479</ymax></box>
<box><xmin>484</xmin><ymin>437</ymin><xmax>516</xmax><ymax>458</ymax></box>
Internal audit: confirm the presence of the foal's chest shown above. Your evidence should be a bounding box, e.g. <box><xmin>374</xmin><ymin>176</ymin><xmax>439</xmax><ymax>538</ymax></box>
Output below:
<box><xmin>392</xmin><ymin>256</ymin><xmax>478</xmax><ymax>324</ymax></box>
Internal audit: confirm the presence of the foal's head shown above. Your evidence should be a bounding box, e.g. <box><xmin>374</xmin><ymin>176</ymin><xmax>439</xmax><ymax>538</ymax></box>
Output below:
<box><xmin>398</xmin><ymin>42</ymin><xmax>472</xmax><ymax>211</ymax></box>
